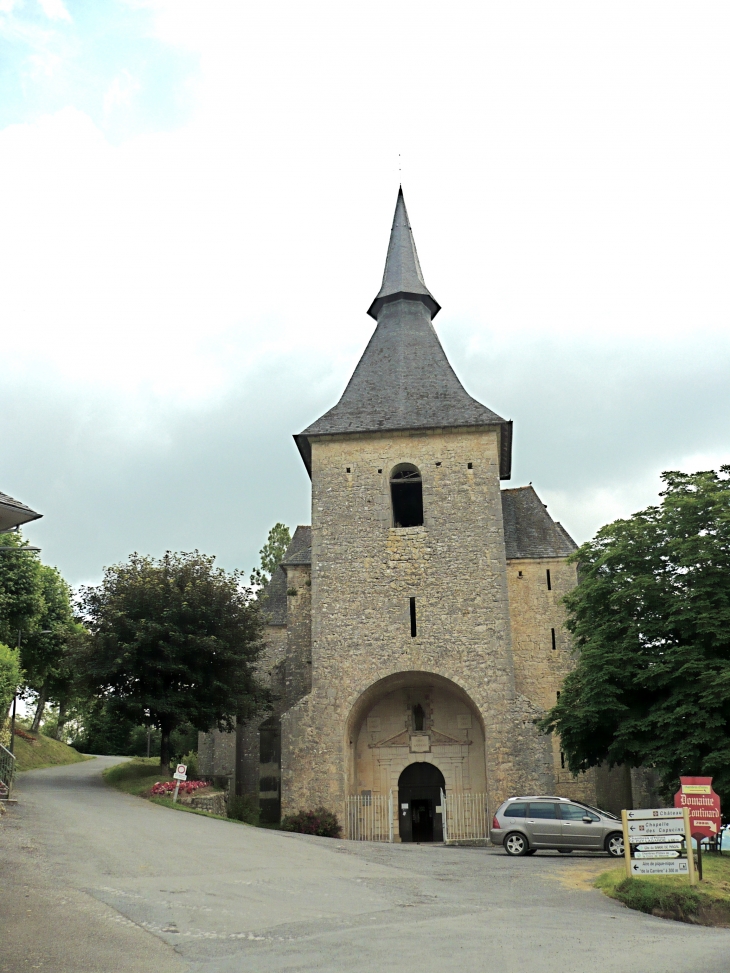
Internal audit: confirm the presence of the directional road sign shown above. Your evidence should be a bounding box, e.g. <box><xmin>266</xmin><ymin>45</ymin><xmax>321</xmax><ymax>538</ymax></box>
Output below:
<box><xmin>634</xmin><ymin>850</ymin><xmax>680</xmax><ymax>859</ymax></box>
<box><xmin>632</xmin><ymin>860</ymin><xmax>689</xmax><ymax>875</ymax></box>
<box><xmin>627</xmin><ymin>808</ymin><xmax>683</xmax><ymax>820</ymax></box>
<box><xmin>627</xmin><ymin>819</ymin><xmax>684</xmax><ymax>836</ymax></box>
<box><xmin>629</xmin><ymin>833</ymin><xmax>683</xmax><ymax>844</ymax></box>
<box><xmin>635</xmin><ymin>843</ymin><xmax>682</xmax><ymax>852</ymax></box>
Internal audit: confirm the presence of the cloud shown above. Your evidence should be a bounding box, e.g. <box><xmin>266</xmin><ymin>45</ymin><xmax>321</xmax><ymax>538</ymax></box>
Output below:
<box><xmin>1</xmin><ymin>1</ymin><xmax>729</xmax><ymax>585</ymax></box>
<box><xmin>103</xmin><ymin>69</ymin><xmax>141</xmax><ymax>114</ymax></box>
<box><xmin>37</xmin><ymin>0</ymin><xmax>71</xmax><ymax>21</ymax></box>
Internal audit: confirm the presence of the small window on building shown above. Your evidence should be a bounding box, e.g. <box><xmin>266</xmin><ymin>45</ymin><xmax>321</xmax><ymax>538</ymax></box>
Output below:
<box><xmin>551</xmin><ymin>628</ymin><xmax>556</xmax><ymax>651</ymax></box>
<box><xmin>410</xmin><ymin>597</ymin><xmax>417</xmax><ymax>637</ymax></box>
<box><xmin>413</xmin><ymin>703</ymin><xmax>425</xmax><ymax>731</ymax></box>
<box><xmin>546</xmin><ymin>568</ymin><xmax>552</xmax><ymax>590</ymax></box>
<box><xmin>467</xmin><ymin>462</ymin><xmax>473</xmax><ymax>470</ymax></box>
<box><xmin>390</xmin><ymin>464</ymin><xmax>423</xmax><ymax>528</ymax></box>
<box><xmin>560</xmin><ymin>751</ymin><xmax>565</xmax><ymax>769</ymax></box>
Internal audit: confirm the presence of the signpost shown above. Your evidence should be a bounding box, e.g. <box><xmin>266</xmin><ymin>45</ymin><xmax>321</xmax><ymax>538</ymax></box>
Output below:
<box><xmin>621</xmin><ymin>807</ymin><xmax>697</xmax><ymax>885</ymax></box>
<box><xmin>172</xmin><ymin>764</ymin><xmax>187</xmax><ymax>803</ymax></box>
<box><xmin>674</xmin><ymin>777</ymin><xmax>721</xmax><ymax>881</ymax></box>
<box><xmin>673</xmin><ymin>777</ymin><xmax>721</xmax><ymax>840</ymax></box>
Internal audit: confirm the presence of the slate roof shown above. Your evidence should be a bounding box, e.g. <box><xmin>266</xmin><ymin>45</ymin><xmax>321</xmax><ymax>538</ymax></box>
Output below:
<box><xmin>259</xmin><ymin>527</ymin><xmax>312</xmax><ymax>626</ymax></box>
<box><xmin>259</xmin><ymin>566</ymin><xmax>288</xmax><ymax>626</ymax></box>
<box><xmin>295</xmin><ymin>189</ymin><xmax>512</xmax><ymax>479</ymax></box>
<box><xmin>500</xmin><ymin>486</ymin><xmax>578</xmax><ymax>560</ymax></box>
<box><xmin>0</xmin><ymin>491</ymin><xmax>42</xmax><ymax>532</ymax></box>
<box><xmin>367</xmin><ymin>187</ymin><xmax>440</xmax><ymax>320</ymax></box>
<box><xmin>281</xmin><ymin>526</ymin><xmax>312</xmax><ymax>566</ymax></box>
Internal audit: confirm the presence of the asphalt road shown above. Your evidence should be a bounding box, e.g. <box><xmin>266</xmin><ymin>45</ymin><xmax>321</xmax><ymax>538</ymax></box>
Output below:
<box><xmin>2</xmin><ymin>758</ymin><xmax>729</xmax><ymax>973</ymax></box>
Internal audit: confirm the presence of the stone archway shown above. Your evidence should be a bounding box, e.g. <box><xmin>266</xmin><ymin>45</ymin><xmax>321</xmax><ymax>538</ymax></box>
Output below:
<box><xmin>345</xmin><ymin>671</ymin><xmax>487</xmax><ymax>826</ymax></box>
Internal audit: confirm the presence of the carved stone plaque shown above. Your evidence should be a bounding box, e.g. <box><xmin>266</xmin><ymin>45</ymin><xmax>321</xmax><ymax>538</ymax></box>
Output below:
<box><xmin>410</xmin><ymin>735</ymin><xmax>431</xmax><ymax>753</ymax></box>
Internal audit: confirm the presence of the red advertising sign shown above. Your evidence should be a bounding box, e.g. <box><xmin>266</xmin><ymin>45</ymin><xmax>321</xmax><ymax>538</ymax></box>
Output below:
<box><xmin>674</xmin><ymin>777</ymin><xmax>721</xmax><ymax>839</ymax></box>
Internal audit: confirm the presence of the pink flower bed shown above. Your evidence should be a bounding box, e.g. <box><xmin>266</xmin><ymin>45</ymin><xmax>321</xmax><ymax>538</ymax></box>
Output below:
<box><xmin>150</xmin><ymin>780</ymin><xmax>210</xmax><ymax>796</ymax></box>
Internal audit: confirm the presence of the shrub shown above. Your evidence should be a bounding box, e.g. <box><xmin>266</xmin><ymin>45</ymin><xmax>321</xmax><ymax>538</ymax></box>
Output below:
<box><xmin>227</xmin><ymin>795</ymin><xmax>260</xmax><ymax>825</ymax></box>
<box><xmin>280</xmin><ymin>807</ymin><xmax>342</xmax><ymax>838</ymax></box>
<box><xmin>180</xmin><ymin>750</ymin><xmax>198</xmax><ymax>778</ymax></box>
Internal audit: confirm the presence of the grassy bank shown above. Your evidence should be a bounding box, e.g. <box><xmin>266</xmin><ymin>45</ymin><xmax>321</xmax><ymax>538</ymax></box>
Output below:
<box><xmin>13</xmin><ymin>732</ymin><xmax>92</xmax><ymax>772</ymax></box>
<box><xmin>596</xmin><ymin>853</ymin><xmax>730</xmax><ymax>926</ymax></box>
<box><xmin>102</xmin><ymin>757</ymin><xmax>170</xmax><ymax>796</ymax></box>
<box><xmin>102</xmin><ymin>758</ymin><xmax>237</xmax><ymax>823</ymax></box>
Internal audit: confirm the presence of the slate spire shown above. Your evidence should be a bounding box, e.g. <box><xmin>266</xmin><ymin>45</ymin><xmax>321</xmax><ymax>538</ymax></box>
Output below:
<box><xmin>294</xmin><ymin>189</ymin><xmax>513</xmax><ymax>479</ymax></box>
<box><xmin>367</xmin><ymin>187</ymin><xmax>441</xmax><ymax>320</ymax></box>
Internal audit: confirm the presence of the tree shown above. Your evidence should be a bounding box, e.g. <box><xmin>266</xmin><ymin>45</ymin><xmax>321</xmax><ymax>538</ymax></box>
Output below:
<box><xmin>0</xmin><ymin>642</ymin><xmax>23</xmax><ymax>745</ymax></box>
<box><xmin>79</xmin><ymin>551</ymin><xmax>266</xmax><ymax>767</ymax></box>
<box><xmin>250</xmin><ymin>523</ymin><xmax>291</xmax><ymax>588</ymax></box>
<box><xmin>0</xmin><ymin>532</ymin><xmax>82</xmax><ymax>733</ymax></box>
<box><xmin>20</xmin><ymin>566</ymin><xmax>81</xmax><ymax>732</ymax></box>
<box><xmin>539</xmin><ymin>467</ymin><xmax>730</xmax><ymax>804</ymax></box>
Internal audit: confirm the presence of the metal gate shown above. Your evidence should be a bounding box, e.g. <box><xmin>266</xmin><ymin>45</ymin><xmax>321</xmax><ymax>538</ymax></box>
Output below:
<box><xmin>0</xmin><ymin>743</ymin><xmax>16</xmax><ymax>800</ymax></box>
<box><xmin>346</xmin><ymin>791</ymin><xmax>394</xmax><ymax>841</ymax></box>
<box><xmin>441</xmin><ymin>790</ymin><xmax>489</xmax><ymax>841</ymax></box>
<box><xmin>346</xmin><ymin>789</ymin><xmax>489</xmax><ymax>842</ymax></box>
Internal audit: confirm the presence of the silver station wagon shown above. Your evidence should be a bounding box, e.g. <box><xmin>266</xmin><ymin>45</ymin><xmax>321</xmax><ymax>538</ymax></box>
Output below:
<box><xmin>490</xmin><ymin>796</ymin><xmax>625</xmax><ymax>857</ymax></box>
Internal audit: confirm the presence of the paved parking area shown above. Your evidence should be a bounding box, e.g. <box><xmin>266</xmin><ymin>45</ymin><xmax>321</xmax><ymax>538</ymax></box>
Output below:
<box><xmin>2</xmin><ymin>758</ymin><xmax>729</xmax><ymax>973</ymax></box>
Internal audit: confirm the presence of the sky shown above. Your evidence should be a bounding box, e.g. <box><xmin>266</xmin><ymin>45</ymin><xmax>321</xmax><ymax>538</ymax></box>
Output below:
<box><xmin>1</xmin><ymin>0</ymin><xmax>729</xmax><ymax>588</ymax></box>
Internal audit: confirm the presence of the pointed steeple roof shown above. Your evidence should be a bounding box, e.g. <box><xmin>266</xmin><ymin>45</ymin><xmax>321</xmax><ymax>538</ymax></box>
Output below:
<box><xmin>367</xmin><ymin>187</ymin><xmax>440</xmax><ymax>320</ymax></box>
<box><xmin>295</xmin><ymin>189</ymin><xmax>512</xmax><ymax>478</ymax></box>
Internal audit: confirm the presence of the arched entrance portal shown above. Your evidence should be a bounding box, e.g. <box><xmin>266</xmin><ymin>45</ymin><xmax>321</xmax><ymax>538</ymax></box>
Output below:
<box><xmin>398</xmin><ymin>763</ymin><xmax>445</xmax><ymax>843</ymax></box>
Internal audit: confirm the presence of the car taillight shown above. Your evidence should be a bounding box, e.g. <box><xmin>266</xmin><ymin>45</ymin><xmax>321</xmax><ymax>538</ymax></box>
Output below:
<box><xmin>492</xmin><ymin>816</ymin><xmax>500</xmax><ymax>830</ymax></box>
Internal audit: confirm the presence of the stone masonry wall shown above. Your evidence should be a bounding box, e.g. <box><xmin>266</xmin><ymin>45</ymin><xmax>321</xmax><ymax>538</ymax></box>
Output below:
<box><xmin>506</xmin><ymin>556</ymin><xmax>597</xmax><ymax>804</ymax></box>
<box><xmin>281</xmin><ymin>425</ymin><xmax>555</xmax><ymax>820</ymax></box>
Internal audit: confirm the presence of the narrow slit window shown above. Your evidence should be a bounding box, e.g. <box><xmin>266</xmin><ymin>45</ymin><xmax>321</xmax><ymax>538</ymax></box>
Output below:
<box><xmin>390</xmin><ymin>464</ymin><xmax>423</xmax><ymax>528</ymax></box>
<box><xmin>560</xmin><ymin>751</ymin><xmax>565</xmax><ymax>769</ymax></box>
<box><xmin>409</xmin><ymin>597</ymin><xmax>417</xmax><ymax>637</ymax></box>
<box><xmin>551</xmin><ymin>628</ymin><xmax>556</xmax><ymax>651</ymax></box>
<box><xmin>413</xmin><ymin>703</ymin><xmax>425</xmax><ymax>731</ymax></box>
<box><xmin>467</xmin><ymin>462</ymin><xmax>473</xmax><ymax>470</ymax></box>
<box><xmin>546</xmin><ymin>569</ymin><xmax>552</xmax><ymax>590</ymax></box>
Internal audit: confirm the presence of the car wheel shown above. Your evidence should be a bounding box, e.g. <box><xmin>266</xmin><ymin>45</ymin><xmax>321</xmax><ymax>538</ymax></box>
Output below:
<box><xmin>606</xmin><ymin>833</ymin><xmax>624</xmax><ymax>857</ymax></box>
<box><xmin>504</xmin><ymin>832</ymin><xmax>529</xmax><ymax>856</ymax></box>
<box><xmin>558</xmin><ymin>849</ymin><xmax>572</xmax><ymax>854</ymax></box>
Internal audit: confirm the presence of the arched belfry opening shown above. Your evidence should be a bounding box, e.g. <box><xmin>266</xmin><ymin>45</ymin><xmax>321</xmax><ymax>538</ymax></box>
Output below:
<box><xmin>398</xmin><ymin>763</ymin><xmax>445</xmax><ymax>842</ymax></box>
<box><xmin>390</xmin><ymin>464</ymin><xmax>423</xmax><ymax>528</ymax></box>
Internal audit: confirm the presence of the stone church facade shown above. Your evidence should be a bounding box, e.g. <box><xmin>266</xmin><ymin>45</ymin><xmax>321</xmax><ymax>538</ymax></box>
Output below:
<box><xmin>200</xmin><ymin>189</ymin><xmax>630</xmax><ymax>836</ymax></box>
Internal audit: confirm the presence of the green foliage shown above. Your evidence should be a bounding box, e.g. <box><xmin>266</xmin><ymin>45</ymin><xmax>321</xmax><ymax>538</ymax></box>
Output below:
<box><xmin>0</xmin><ymin>532</ymin><xmax>43</xmax><ymax>643</ymax></box>
<box><xmin>79</xmin><ymin>550</ymin><xmax>267</xmax><ymax>766</ymax></box>
<box><xmin>250</xmin><ymin>523</ymin><xmax>291</xmax><ymax>588</ymax></box>
<box><xmin>539</xmin><ymin>467</ymin><xmax>730</xmax><ymax>805</ymax></box>
<box><xmin>0</xmin><ymin>531</ymin><xmax>87</xmax><ymax>732</ymax></box>
<box><xmin>596</xmin><ymin>859</ymin><xmax>730</xmax><ymax>926</ymax></box>
<box><xmin>102</xmin><ymin>757</ymin><xmax>172</xmax><ymax>795</ymax></box>
<box><xmin>227</xmin><ymin>794</ymin><xmax>259</xmax><ymax>825</ymax></box>
<box><xmin>0</xmin><ymin>641</ymin><xmax>23</xmax><ymax>720</ymax></box>
<box><xmin>11</xmin><ymin>732</ymin><xmax>89</xmax><ymax>772</ymax></box>
<box><xmin>180</xmin><ymin>749</ymin><xmax>198</xmax><ymax>778</ymax></box>
<box><xmin>280</xmin><ymin>807</ymin><xmax>342</xmax><ymax>837</ymax></box>
<box><xmin>613</xmin><ymin>877</ymin><xmax>701</xmax><ymax>917</ymax></box>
